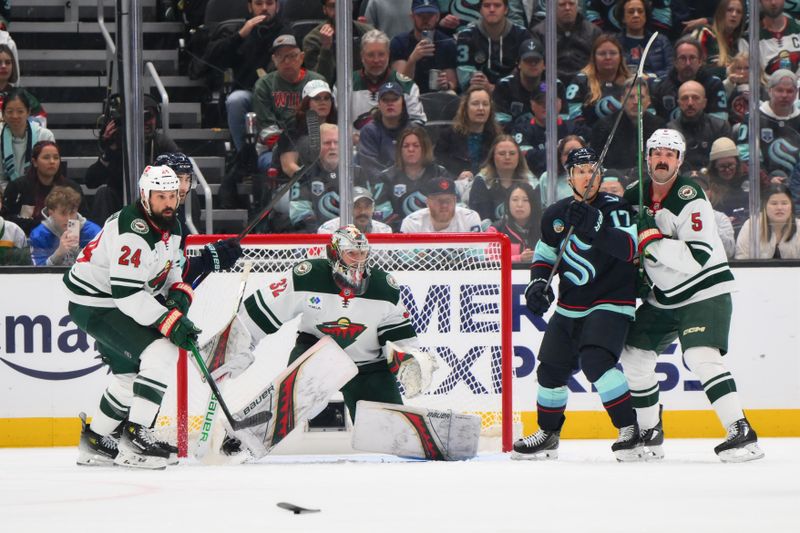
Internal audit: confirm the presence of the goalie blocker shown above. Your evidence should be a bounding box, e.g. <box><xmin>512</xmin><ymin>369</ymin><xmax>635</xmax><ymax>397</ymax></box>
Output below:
<box><xmin>352</xmin><ymin>401</ymin><xmax>481</xmax><ymax>461</ymax></box>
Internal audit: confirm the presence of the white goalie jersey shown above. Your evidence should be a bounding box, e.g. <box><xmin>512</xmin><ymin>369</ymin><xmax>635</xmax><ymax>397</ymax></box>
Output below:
<box><xmin>239</xmin><ymin>258</ymin><xmax>420</xmax><ymax>365</ymax></box>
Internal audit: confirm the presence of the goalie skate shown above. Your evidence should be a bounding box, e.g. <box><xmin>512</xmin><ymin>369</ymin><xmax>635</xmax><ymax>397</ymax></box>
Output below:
<box><xmin>76</xmin><ymin>412</ymin><xmax>119</xmax><ymax>466</ymax></box>
<box><xmin>612</xmin><ymin>424</ymin><xmax>645</xmax><ymax>462</ymax></box>
<box><xmin>714</xmin><ymin>418</ymin><xmax>765</xmax><ymax>463</ymax></box>
<box><xmin>511</xmin><ymin>429</ymin><xmax>560</xmax><ymax>460</ymax></box>
<box><xmin>114</xmin><ymin>421</ymin><xmax>170</xmax><ymax>470</ymax></box>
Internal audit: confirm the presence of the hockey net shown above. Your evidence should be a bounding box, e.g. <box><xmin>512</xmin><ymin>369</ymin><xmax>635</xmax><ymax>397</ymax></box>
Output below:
<box><xmin>158</xmin><ymin>233</ymin><xmax>517</xmax><ymax>456</ymax></box>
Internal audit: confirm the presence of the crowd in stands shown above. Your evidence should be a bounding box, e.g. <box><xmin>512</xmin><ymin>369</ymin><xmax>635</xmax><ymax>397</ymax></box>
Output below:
<box><xmin>5</xmin><ymin>0</ymin><xmax>800</xmax><ymax>265</ymax></box>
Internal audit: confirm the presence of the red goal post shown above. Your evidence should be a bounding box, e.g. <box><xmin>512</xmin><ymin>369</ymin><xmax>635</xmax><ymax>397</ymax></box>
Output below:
<box><xmin>169</xmin><ymin>232</ymin><xmax>516</xmax><ymax>455</ymax></box>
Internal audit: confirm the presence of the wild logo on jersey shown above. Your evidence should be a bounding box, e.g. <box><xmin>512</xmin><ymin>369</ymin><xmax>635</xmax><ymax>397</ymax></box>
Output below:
<box><xmin>148</xmin><ymin>260</ymin><xmax>173</xmax><ymax>290</ymax></box>
<box><xmin>317</xmin><ymin>318</ymin><xmax>366</xmax><ymax>348</ymax></box>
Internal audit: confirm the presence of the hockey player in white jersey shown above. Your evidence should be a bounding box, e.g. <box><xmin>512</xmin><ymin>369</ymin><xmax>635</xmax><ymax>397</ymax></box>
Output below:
<box><xmin>216</xmin><ymin>225</ymin><xmax>443</xmax><ymax>458</ymax></box>
<box><xmin>65</xmin><ymin>165</ymin><xmax>202</xmax><ymax>469</ymax></box>
<box><xmin>621</xmin><ymin>128</ymin><xmax>764</xmax><ymax>462</ymax></box>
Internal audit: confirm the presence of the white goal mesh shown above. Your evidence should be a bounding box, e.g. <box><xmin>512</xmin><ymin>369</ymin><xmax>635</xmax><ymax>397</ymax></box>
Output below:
<box><xmin>158</xmin><ymin>233</ymin><xmax>517</xmax><ymax>455</ymax></box>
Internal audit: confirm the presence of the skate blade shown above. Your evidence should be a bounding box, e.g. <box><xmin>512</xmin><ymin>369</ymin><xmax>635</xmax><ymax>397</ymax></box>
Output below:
<box><xmin>76</xmin><ymin>452</ymin><xmax>116</xmax><ymax>467</ymax></box>
<box><xmin>717</xmin><ymin>443</ymin><xmax>765</xmax><ymax>463</ymax></box>
<box><xmin>511</xmin><ymin>449</ymin><xmax>558</xmax><ymax>461</ymax></box>
<box><xmin>614</xmin><ymin>446</ymin><xmax>646</xmax><ymax>462</ymax></box>
<box><xmin>643</xmin><ymin>445</ymin><xmax>665</xmax><ymax>461</ymax></box>
<box><xmin>113</xmin><ymin>449</ymin><xmax>167</xmax><ymax>470</ymax></box>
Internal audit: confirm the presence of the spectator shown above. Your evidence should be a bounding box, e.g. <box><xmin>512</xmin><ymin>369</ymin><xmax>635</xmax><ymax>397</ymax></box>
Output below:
<box><xmin>735</xmin><ymin>184</ymin><xmax>800</xmax><ymax>259</ymax></box>
<box><xmin>514</xmin><ymin>79</ymin><xmax>588</xmax><ymax>176</ymax></box>
<box><xmin>434</xmin><ymin>86</ymin><xmax>502</xmax><ymax>181</ymax></box>
<box><xmin>400</xmin><ymin>176</ymin><xmax>482</xmax><ymax>232</ymax></box>
<box><xmin>303</xmin><ymin>0</ymin><xmax>373</xmax><ymax>85</ymax></box>
<box><xmin>707</xmin><ymin>136</ymin><xmax>749</xmax><ymax>231</ymax></box>
<box><xmin>344</xmin><ymin>29</ymin><xmax>426</xmax><ymax>130</ymax></box>
<box><xmin>494</xmin><ymin>38</ymin><xmax>547</xmax><ymax>125</ymax></box>
<box><xmin>84</xmin><ymin>94</ymin><xmax>178</xmax><ymax>225</ymax></box>
<box><xmin>734</xmin><ymin>69</ymin><xmax>800</xmax><ymax>177</ymax></box>
<box><xmin>469</xmin><ymin>134</ymin><xmax>539</xmax><ymax>223</ymax></box>
<box><xmin>455</xmin><ymin>0</ymin><xmax>532</xmax><ymax>92</ymax></box>
<box><xmin>759</xmin><ymin>0</ymin><xmax>800</xmax><ymax>76</ymax></box>
<box><xmin>432</xmin><ymin>0</ymin><xmax>527</xmax><ymax>32</ymax></box>
<box><xmin>693</xmin><ymin>174</ymin><xmax>737</xmax><ymax>257</ymax></box>
<box><xmin>290</xmin><ymin>123</ymin><xmax>343</xmax><ymax>232</ymax></box>
<box><xmin>253</xmin><ymin>35</ymin><xmax>326</xmax><ymax>171</ymax></box>
<box><xmin>2</xmin><ymin>141</ymin><xmax>82</xmax><ymax>235</ymax></box>
<box><xmin>0</xmin><ymin>89</ymin><xmax>55</xmax><ymax>192</ymax></box>
<box><xmin>390</xmin><ymin>0</ymin><xmax>458</xmax><ymax>94</ymax></box>
<box><xmin>599</xmin><ymin>174</ymin><xmax>626</xmax><ymax>196</ymax></box>
<box><xmin>0</xmin><ymin>192</ymin><xmax>29</xmax><ymax>265</ymax></box>
<box><xmin>317</xmin><ymin>186</ymin><xmax>393</xmax><ymax>233</ymax></box>
<box><xmin>0</xmin><ymin>44</ymin><xmax>46</xmax><ymax>127</ymax></box>
<box><xmin>366</xmin><ymin>126</ymin><xmax>448</xmax><ymax>230</ymax></box>
<box><xmin>539</xmin><ymin>134</ymin><xmax>587</xmax><ymax>206</ymax></box>
<box><xmin>487</xmin><ymin>181</ymin><xmax>541</xmax><ymax>263</ymax></box>
<box><xmin>29</xmin><ymin>186</ymin><xmax>101</xmax><ymax>266</ymax></box>
<box><xmin>531</xmin><ymin>0</ymin><xmax>600</xmax><ymax>84</ymax></box>
<box><xmin>690</xmin><ymin>0</ymin><xmax>748</xmax><ymax>80</ymax></box>
<box><xmin>724</xmin><ymin>52</ymin><xmax>768</xmax><ymax>126</ymax></box>
<box><xmin>589</xmin><ymin>76</ymin><xmax>664</xmax><ymax>173</ymax></box>
<box><xmin>566</xmin><ymin>34</ymin><xmax>631</xmax><ymax>128</ymax></box>
<box><xmin>667</xmin><ymin>80</ymin><xmax>733</xmax><ymax>174</ymax></box>
<box><xmin>650</xmin><ymin>36</ymin><xmax>728</xmax><ymax>122</ymax></box>
<box><xmin>202</xmin><ymin>0</ymin><xmax>286</xmax><ymax>152</ymax></box>
<box><xmin>615</xmin><ymin>0</ymin><xmax>673</xmax><ymax>79</ymax></box>
<box><xmin>365</xmin><ymin>0</ymin><xmax>413</xmax><ymax>39</ymax></box>
<box><xmin>585</xmin><ymin>0</ymin><xmax>676</xmax><ymax>39</ymax></box>
<box><xmin>276</xmin><ymin>79</ymin><xmax>337</xmax><ymax>180</ymax></box>
<box><xmin>357</xmin><ymin>82</ymin><xmax>411</xmax><ymax>178</ymax></box>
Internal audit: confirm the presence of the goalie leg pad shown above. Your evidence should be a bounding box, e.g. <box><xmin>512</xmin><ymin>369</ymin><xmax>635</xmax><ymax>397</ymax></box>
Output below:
<box><xmin>352</xmin><ymin>400</ymin><xmax>481</xmax><ymax>461</ymax></box>
<box><xmin>231</xmin><ymin>336</ymin><xmax>358</xmax><ymax>459</ymax></box>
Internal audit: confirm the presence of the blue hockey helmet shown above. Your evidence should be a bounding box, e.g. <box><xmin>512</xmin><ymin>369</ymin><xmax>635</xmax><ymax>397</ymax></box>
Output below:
<box><xmin>154</xmin><ymin>152</ymin><xmax>193</xmax><ymax>177</ymax></box>
<box><xmin>565</xmin><ymin>147</ymin><xmax>599</xmax><ymax>173</ymax></box>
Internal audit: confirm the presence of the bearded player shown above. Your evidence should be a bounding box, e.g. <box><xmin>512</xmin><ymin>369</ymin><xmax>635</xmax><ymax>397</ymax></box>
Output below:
<box><xmin>621</xmin><ymin>128</ymin><xmax>763</xmax><ymax>462</ymax></box>
<box><xmin>66</xmin><ymin>166</ymin><xmax>202</xmax><ymax>469</ymax></box>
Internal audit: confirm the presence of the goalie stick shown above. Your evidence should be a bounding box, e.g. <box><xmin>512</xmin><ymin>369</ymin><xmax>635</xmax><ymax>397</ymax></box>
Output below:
<box><xmin>194</xmin><ymin>261</ymin><xmax>253</xmax><ymax>460</ymax></box>
<box><xmin>545</xmin><ymin>32</ymin><xmax>659</xmax><ymax>289</ymax></box>
<box><xmin>188</xmin><ymin>341</ymin><xmax>270</xmax><ymax>432</ymax></box>
<box><xmin>193</xmin><ymin>109</ymin><xmax>321</xmax><ymax>286</ymax></box>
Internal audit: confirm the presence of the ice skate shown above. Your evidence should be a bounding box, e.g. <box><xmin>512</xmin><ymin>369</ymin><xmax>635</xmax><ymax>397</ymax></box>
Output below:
<box><xmin>714</xmin><ymin>418</ymin><xmax>764</xmax><ymax>463</ymax></box>
<box><xmin>640</xmin><ymin>405</ymin><xmax>665</xmax><ymax>460</ymax></box>
<box><xmin>511</xmin><ymin>429</ymin><xmax>560</xmax><ymax>460</ymax></box>
<box><xmin>114</xmin><ymin>421</ymin><xmax>170</xmax><ymax>470</ymax></box>
<box><xmin>612</xmin><ymin>423</ymin><xmax>645</xmax><ymax>462</ymax></box>
<box><xmin>76</xmin><ymin>412</ymin><xmax>119</xmax><ymax>466</ymax></box>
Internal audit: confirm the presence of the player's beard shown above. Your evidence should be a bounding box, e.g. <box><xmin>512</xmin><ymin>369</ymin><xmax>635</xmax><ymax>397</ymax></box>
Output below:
<box><xmin>150</xmin><ymin>205</ymin><xmax>176</xmax><ymax>230</ymax></box>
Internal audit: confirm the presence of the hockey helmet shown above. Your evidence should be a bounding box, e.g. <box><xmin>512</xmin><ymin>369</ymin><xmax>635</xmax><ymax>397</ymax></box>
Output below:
<box><xmin>646</xmin><ymin>128</ymin><xmax>685</xmax><ymax>166</ymax></box>
<box><xmin>327</xmin><ymin>224</ymin><xmax>371</xmax><ymax>295</ymax></box>
<box><xmin>154</xmin><ymin>152</ymin><xmax>193</xmax><ymax>177</ymax></box>
<box><xmin>565</xmin><ymin>147</ymin><xmax>599</xmax><ymax>173</ymax></box>
<box><xmin>139</xmin><ymin>165</ymin><xmax>180</xmax><ymax>216</ymax></box>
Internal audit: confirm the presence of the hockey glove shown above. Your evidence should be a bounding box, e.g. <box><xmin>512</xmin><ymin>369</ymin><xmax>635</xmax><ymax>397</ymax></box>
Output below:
<box><xmin>155</xmin><ymin>309</ymin><xmax>202</xmax><ymax>351</ymax></box>
<box><xmin>386</xmin><ymin>342</ymin><xmax>439</xmax><ymax>399</ymax></box>
<box><xmin>200</xmin><ymin>238</ymin><xmax>243</xmax><ymax>272</ymax></box>
<box><xmin>525</xmin><ymin>278</ymin><xmax>554</xmax><ymax>316</ymax></box>
<box><xmin>637</xmin><ymin>209</ymin><xmax>663</xmax><ymax>258</ymax></box>
<box><xmin>164</xmin><ymin>282</ymin><xmax>194</xmax><ymax>314</ymax></box>
<box><xmin>565</xmin><ymin>201</ymin><xmax>603</xmax><ymax>242</ymax></box>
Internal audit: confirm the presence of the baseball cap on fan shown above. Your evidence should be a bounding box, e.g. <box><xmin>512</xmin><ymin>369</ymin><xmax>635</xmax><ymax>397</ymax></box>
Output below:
<box><xmin>412</xmin><ymin>0</ymin><xmax>440</xmax><ymax>14</ymax></box>
<box><xmin>519</xmin><ymin>39</ymin><xmax>543</xmax><ymax>61</ymax></box>
<box><xmin>423</xmin><ymin>177</ymin><xmax>457</xmax><ymax>196</ymax></box>
<box><xmin>272</xmin><ymin>34</ymin><xmax>299</xmax><ymax>52</ymax></box>
<box><xmin>353</xmin><ymin>186</ymin><xmax>374</xmax><ymax>204</ymax></box>
<box><xmin>303</xmin><ymin>79</ymin><xmax>332</xmax><ymax>99</ymax></box>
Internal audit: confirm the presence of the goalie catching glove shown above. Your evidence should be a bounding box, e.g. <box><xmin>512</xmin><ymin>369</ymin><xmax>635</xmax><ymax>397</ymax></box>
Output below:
<box><xmin>386</xmin><ymin>341</ymin><xmax>438</xmax><ymax>399</ymax></box>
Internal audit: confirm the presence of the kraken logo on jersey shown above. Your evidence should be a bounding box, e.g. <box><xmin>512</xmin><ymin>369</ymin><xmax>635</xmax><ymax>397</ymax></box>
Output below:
<box><xmin>403</xmin><ymin>191</ymin><xmax>427</xmax><ymax>216</ymax></box>
<box><xmin>393</xmin><ymin>184</ymin><xmax>407</xmax><ymax>198</ymax></box>
<box><xmin>553</xmin><ymin>218</ymin><xmax>565</xmax><ymax>233</ymax></box>
<box><xmin>561</xmin><ymin>236</ymin><xmax>596</xmax><ymax>286</ymax></box>
<box><xmin>768</xmin><ymin>138</ymin><xmax>800</xmax><ymax>173</ymax></box>
<box><xmin>317</xmin><ymin>318</ymin><xmax>366</xmax><ymax>349</ymax></box>
<box><xmin>319</xmin><ymin>191</ymin><xmax>341</xmax><ymax>220</ymax></box>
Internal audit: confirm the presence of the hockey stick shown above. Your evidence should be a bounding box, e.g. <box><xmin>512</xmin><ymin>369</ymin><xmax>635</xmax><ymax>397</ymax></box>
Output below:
<box><xmin>544</xmin><ymin>32</ymin><xmax>659</xmax><ymax>289</ymax></box>
<box><xmin>194</xmin><ymin>261</ymin><xmax>253</xmax><ymax>459</ymax></box>
<box><xmin>193</xmin><ymin>109</ymin><xmax>322</xmax><ymax>286</ymax></box>
<box><xmin>188</xmin><ymin>341</ymin><xmax>270</xmax><ymax>431</ymax></box>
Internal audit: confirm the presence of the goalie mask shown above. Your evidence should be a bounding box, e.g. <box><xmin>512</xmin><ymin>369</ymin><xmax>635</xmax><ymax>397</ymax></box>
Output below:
<box><xmin>327</xmin><ymin>225</ymin><xmax>371</xmax><ymax>295</ymax></box>
<box><xmin>139</xmin><ymin>165</ymin><xmax>180</xmax><ymax>216</ymax></box>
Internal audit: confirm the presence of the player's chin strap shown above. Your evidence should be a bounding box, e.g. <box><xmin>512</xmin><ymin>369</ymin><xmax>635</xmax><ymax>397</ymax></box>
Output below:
<box><xmin>544</xmin><ymin>32</ymin><xmax>660</xmax><ymax>291</ymax></box>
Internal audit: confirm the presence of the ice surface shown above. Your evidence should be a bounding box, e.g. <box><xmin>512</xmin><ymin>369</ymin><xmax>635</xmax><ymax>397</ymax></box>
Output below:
<box><xmin>1</xmin><ymin>439</ymin><xmax>797</xmax><ymax>533</ymax></box>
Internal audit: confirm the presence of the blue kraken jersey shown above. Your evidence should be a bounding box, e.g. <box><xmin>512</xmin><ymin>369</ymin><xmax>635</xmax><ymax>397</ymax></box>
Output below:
<box><xmin>530</xmin><ymin>192</ymin><xmax>637</xmax><ymax>318</ymax></box>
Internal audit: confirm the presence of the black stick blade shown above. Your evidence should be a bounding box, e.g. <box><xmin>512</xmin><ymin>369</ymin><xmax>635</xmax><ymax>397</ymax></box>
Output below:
<box><xmin>230</xmin><ymin>411</ymin><xmax>272</xmax><ymax>431</ymax></box>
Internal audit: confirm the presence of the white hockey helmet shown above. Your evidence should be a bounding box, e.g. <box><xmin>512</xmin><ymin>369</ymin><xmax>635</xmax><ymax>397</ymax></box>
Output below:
<box><xmin>139</xmin><ymin>165</ymin><xmax>180</xmax><ymax>216</ymax></box>
<box><xmin>646</xmin><ymin>128</ymin><xmax>686</xmax><ymax>166</ymax></box>
<box><xmin>327</xmin><ymin>224</ymin><xmax>371</xmax><ymax>295</ymax></box>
